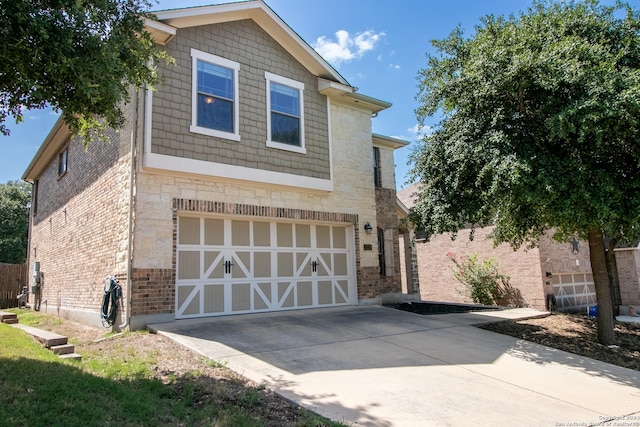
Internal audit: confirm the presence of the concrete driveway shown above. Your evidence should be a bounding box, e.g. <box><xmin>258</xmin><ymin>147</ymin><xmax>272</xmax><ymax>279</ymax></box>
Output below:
<box><xmin>149</xmin><ymin>306</ymin><xmax>640</xmax><ymax>426</ymax></box>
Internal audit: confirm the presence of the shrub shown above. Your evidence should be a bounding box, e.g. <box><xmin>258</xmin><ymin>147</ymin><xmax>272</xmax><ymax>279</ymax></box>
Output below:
<box><xmin>447</xmin><ymin>252</ymin><xmax>509</xmax><ymax>306</ymax></box>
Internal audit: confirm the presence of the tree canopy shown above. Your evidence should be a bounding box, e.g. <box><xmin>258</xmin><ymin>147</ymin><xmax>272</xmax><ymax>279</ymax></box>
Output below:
<box><xmin>410</xmin><ymin>0</ymin><xmax>640</xmax><ymax>344</ymax></box>
<box><xmin>0</xmin><ymin>181</ymin><xmax>31</xmax><ymax>264</ymax></box>
<box><xmin>0</xmin><ymin>0</ymin><xmax>170</xmax><ymax>142</ymax></box>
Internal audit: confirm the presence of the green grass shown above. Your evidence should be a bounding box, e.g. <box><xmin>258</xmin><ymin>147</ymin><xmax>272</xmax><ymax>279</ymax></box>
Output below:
<box><xmin>0</xmin><ymin>311</ymin><xmax>347</xmax><ymax>427</ymax></box>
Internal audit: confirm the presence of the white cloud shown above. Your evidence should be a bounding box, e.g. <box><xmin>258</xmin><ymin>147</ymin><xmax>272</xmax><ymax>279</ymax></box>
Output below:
<box><xmin>389</xmin><ymin>64</ymin><xmax>401</xmax><ymax>69</ymax></box>
<box><xmin>408</xmin><ymin>123</ymin><xmax>433</xmax><ymax>139</ymax></box>
<box><xmin>313</xmin><ymin>30</ymin><xmax>385</xmax><ymax>66</ymax></box>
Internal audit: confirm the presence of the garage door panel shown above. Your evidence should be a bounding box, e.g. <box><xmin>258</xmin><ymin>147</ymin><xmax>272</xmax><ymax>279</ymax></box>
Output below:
<box><xmin>232</xmin><ymin>220</ymin><xmax>250</xmax><ymax>246</ymax></box>
<box><xmin>278</xmin><ymin>282</ymin><xmax>295</xmax><ymax>307</ymax></box>
<box><xmin>296</xmin><ymin>224</ymin><xmax>311</xmax><ymax>247</ymax></box>
<box><xmin>296</xmin><ymin>253</ymin><xmax>312</xmax><ymax>277</ymax></box>
<box><xmin>232</xmin><ymin>283</ymin><xmax>251</xmax><ymax>311</ymax></box>
<box><xmin>178</xmin><ymin>251</ymin><xmax>200</xmax><ymax>280</ymax></box>
<box><xmin>255</xmin><ymin>283</ymin><xmax>272</xmax><ymax>309</ymax></box>
<box><xmin>336</xmin><ymin>280</ymin><xmax>349</xmax><ymax>304</ymax></box>
<box><xmin>254</xmin><ymin>252</ymin><xmax>271</xmax><ymax>277</ymax></box>
<box><xmin>334</xmin><ymin>253</ymin><xmax>348</xmax><ymax>276</ymax></box>
<box><xmin>253</xmin><ymin>222</ymin><xmax>271</xmax><ymax>246</ymax></box>
<box><xmin>205</xmin><ymin>251</ymin><xmax>224</xmax><ymax>279</ymax></box>
<box><xmin>317</xmin><ymin>226</ymin><xmax>330</xmax><ymax>248</ymax></box>
<box><xmin>277</xmin><ymin>223</ymin><xmax>293</xmax><ymax>247</ymax></box>
<box><xmin>180</xmin><ymin>286</ymin><xmax>200</xmax><ymax>315</ymax></box>
<box><xmin>298</xmin><ymin>281</ymin><xmax>313</xmax><ymax>306</ymax></box>
<box><xmin>204</xmin><ymin>218</ymin><xmax>224</xmax><ymax>245</ymax></box>
<box><xmin>278</xmin><ymin>252</ymin><xmax>294</xmax><ymax>276</ymax></box>
<box><xmin>333</xmin><ymin>227</ymin><xmax>346</xmax><ymax>249</ymax></box>
<box><xmin>318</xmin><ymin>281</ymin><xmax>332</xmax><ymax>305</ymax></box>
<box><xmin>317</xmin><ymin>253</ymin><xmax>331</xmax><ymax>276</ymax></box>
<box><xmin>179</xmin><ymin>217</ymin><xmax>200</xmax><ymax>244</ymax></box>
<box><xmin>204</xmin><ymin>285</ymin><xmax>224</xmax><ymax>313</ymax></box>
<box><xmin>232</xmin><ymin>252</ymin><xmax>250</xmax><ymax>278</ymax></box>
<box><xmin>176</xmin><ymin>218</ymin><xmax>354</xmax><ymax>318</ymax></box>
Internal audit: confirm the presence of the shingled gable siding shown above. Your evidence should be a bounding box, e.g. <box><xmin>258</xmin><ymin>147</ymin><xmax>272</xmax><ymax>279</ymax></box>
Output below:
<box><xmin>28</xmin><ymin>114</ymin><xmax>133</xmax><ymax>327</ymax></box>
<box><xmin>150</xmin><ymin>19</ymin><xmax>330</xmax><ymax>180</ymax></box>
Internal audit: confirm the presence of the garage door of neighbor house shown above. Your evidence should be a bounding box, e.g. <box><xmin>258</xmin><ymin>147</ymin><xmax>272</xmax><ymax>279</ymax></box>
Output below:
<box><xmin>552</xmin><ymin>273</ymin><xmax>596</xmax><ymax>311</ymax></box>
<box><xmin>175</xmin><ymin>216</ymin><xmax>356</xmax><ymax>319</ymax></box>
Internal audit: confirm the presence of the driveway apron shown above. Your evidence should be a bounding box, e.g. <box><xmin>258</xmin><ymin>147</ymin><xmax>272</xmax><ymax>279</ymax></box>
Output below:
<box><xmin>149</xmin><ymin>306</ymin><xmax>640</xmax><ymax>427</ymax></box>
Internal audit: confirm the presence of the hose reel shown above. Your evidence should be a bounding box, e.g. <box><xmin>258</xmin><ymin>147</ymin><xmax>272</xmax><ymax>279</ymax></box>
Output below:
<box><xmin>101</xmin><ymin>276</ymin><xmax>122</xmax><ymax>327</ymax></box>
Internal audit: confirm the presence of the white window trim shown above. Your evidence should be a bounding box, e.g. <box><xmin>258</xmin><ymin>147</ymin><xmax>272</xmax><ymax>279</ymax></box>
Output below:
<box><xmin>265</xmin><ymin>71</ymin><xmax>306</xmax><ymax>154</ymax></box>
<box><xmin>190</xmin><ymin>48</ymin><xmax>240</xmax><ymax>142</ymax></box>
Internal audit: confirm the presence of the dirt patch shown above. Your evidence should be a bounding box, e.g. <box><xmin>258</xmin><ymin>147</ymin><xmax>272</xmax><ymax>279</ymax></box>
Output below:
<box><xmin>480</xmin><ymin>313</ymin><xmax>640</xmax><ymax>371</ymax></box>
<box><xmin>20</xmin><ymin>315</ymin><xmax>330</xmax><ymax>426</ymax></box>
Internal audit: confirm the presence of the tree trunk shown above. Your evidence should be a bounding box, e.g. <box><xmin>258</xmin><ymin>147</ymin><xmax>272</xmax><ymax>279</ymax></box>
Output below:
<box><xmin>605</xmin><ymin>238</ymin><xmax>621</xmax><ymax>316</ymax></box>
<box><xmin>588</xmin><ymin>229</ymin><xmax>616</xmax><ymax>345</ymax></box>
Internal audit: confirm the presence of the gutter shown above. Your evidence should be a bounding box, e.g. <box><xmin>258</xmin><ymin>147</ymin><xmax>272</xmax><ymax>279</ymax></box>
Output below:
<box><xmin>119</xmin><ymin>87</ymin><xmax>139</xmax><ymax>330</ymax></box>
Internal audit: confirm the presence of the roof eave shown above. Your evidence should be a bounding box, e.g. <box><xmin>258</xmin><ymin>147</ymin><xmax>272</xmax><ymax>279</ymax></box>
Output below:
<box><xmin>22</xmin><ymin>116</ymin><xmax>70</xmax><ymax>182</ymax></box>
<box><xmin>153</xmin><ymin>1</ymin><xmax>348</xmax><ymax>85</ymax></box>
<box><xmin>373</xmin><ymin>133</ymin><xmax>410</xmax><ymax>150</ymax></box>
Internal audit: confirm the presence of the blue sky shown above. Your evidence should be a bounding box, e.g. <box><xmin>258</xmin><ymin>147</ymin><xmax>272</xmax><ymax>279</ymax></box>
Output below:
<box><xmin>1</xmin><ymin>0</ymin><xmax>635</xmax><ymax>188</ymax></box>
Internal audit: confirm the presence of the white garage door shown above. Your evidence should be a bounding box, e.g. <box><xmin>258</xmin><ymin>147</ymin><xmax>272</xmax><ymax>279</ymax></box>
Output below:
<box><xmin>552</xmin><ymin>273</ymin><xmax>596</xmax><ymax>311</ymax></box>
<box><xmin>175</xmin><ymin>216</ymin><xmax>356</xmax><ymax>319</ymax></box>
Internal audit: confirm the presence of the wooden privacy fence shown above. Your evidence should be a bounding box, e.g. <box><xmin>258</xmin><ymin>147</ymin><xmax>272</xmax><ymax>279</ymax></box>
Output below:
<box><xmin>0</xmin><ymin>263</ymin><xmax>28</xmax><ymax>309</ymax></box>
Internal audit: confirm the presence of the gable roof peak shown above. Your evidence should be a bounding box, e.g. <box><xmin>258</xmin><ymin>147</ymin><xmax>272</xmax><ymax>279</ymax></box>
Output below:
<box><xmin>151</xmin><ymin>0</ymin><xmax>348</xmax><ymax>85</ymax></box>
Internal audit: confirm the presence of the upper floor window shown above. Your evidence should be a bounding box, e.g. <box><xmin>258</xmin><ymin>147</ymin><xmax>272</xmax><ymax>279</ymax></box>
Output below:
<box><xmin>373</xmin><ymin>147</ymin><xmax>382</xmax><ymax>187</ymax></box>
<box><xmin>58</xmin><ymin>147</ymin><xmax>68</xmax><ymax>178</ymax></box>
<box><xmin>265</xmin><ymin>72</ymin><xmax>305</xmax><ymax>154</ymax></box>
<box><xmin>190</xmin><ymin>48</ymin><xmax>240</xmax><ymax>141</ymax></box>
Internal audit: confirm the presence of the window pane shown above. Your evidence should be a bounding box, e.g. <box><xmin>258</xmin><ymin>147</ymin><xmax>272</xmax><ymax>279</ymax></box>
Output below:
<box><xmin>198</xmin><ymin>94</ymin><xmax>233</xmax><ymax>132</ymax></box>
<box><xmin>271</xmin><ymin>112</ymin><xmax>299</xmax><ymax>145</ymax></box>
<box><xmin>271</xmin><ymin>82</ymin><xmax>299</xmax><ymax>116</ymax></box>
<box><xmin>198</xmin><ymin>61</ymin><xmax>233</xmax><ymax>99</ymax></box>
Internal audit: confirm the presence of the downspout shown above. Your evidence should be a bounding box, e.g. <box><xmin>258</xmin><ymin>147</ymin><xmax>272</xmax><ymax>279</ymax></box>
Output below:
<box><xmin>120</xmin><ymin>87</ymin><xmax>139</xmax><ymax>330</ymax></box>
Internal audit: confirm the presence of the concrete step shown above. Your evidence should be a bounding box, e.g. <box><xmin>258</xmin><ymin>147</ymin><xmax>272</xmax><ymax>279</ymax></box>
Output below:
<box><xmin>10</xmin><ymin>324</ymin><xmax>68</xmax><ymax>348</ymax></box>
<box><xmin>51</xmin><ymin>343</ymin><xmax>75</xmax><ymax>355</ymax></box>
<box><xmin>0</xmin><ymin>311</ymin><xmax>18</xmax><ymax>324</ymax></box>
<box><xmin>59</xmin><ymin>353</ymin><xmax>82</xmax><ymax>361</ymax></box>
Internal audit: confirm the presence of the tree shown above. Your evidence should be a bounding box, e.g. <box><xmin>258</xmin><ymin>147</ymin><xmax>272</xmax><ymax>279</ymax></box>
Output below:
<box><xmin>410</xmin><ymin>0</ymin><xmax>640</xmax><ymax>345</ymax></box>
<box><xmin>0</xmin><ymin>0</ymin><xmax>170</xmax><ymax>142</ymax></box>
<box><xmin>0</xmin><ymin>181</ymin><xmax>31</xmax><ymax>264</ymax></box>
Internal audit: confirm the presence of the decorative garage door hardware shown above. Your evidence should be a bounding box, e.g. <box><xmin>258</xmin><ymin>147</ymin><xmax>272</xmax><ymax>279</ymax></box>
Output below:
<box><xmin>176</xmin><ymin>217</ymin><xmax>355</xmax><ymax>318</ymax></box>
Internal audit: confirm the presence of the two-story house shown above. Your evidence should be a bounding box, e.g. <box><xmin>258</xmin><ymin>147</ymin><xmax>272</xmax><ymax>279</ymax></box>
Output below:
<box><xmin>22</xmin><ymin>1</ymin><xmax>408</xmax><ymax>329</ymax></box>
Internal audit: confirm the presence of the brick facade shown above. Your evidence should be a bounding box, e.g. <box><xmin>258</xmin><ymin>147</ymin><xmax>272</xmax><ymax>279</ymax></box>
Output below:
<box><xmin>371</xmin><ymin>187</ymin><xmax>402</xmax><ymax>297</ymax></box>
<box><xmin>614</xmin><ymin>249</ymin><xmax>640</xmax><ymax>307</ymax></box>
<box><xmin>130</xmin><ymin>268</ymin><xmax>175</xmax><ymax>317</ymax></box>
<box><xmin>402</xmin><ymin>223</ymin><xmax>622</xmax><ymax>311</ymax></box>
<box><xmin>412</xmin><ymin>227</ymin><xmax>545</xmax><ymax>308</ymax></box>
<box><xmin>28</xmin><ymin>109</ymin><xmax>133</xmax><ymax>327</ymax></box>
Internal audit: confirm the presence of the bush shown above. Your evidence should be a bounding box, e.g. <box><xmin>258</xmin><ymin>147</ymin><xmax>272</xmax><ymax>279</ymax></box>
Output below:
<box><xmin>447</xmin><ymin>252</ymin><xmax>509</xmax><ymax>306</ymax></box>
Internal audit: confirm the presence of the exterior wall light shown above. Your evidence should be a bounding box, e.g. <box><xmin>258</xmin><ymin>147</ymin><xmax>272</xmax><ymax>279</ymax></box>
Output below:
<box><xmin>364</xmin><ymin>222</ymin><xmax>373</xmax><ymax>234</ymax></box>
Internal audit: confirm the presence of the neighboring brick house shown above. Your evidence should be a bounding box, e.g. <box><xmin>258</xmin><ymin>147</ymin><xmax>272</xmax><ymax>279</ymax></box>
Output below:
<box><xmin>397</xmin><ymin>183</ymin><xmax>600</xmax><ymax>311</ymax></box>
<box><xmin>22</xmin><ymin>1</ymin><xmax>408</xmax><ymax>329</ymax></box>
